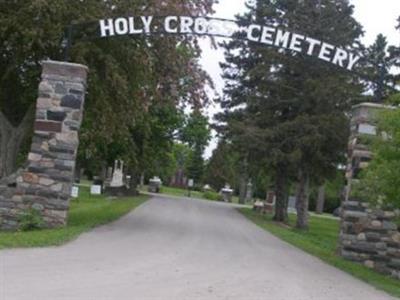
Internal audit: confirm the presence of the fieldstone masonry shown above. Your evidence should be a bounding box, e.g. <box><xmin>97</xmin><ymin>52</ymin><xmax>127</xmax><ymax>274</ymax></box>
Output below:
<box><xmin>0</xmin><ymin>61</ymin><xmax>88</xmax><ymax>230</ymax></box>
<box><xmin>339</xmin><ymin>200</ymin><xmax>400</xmax><ymax>279</ymax></box>
<box><xmin>339</xmin><ymin>102</ymin><xmax>400</xmax><ymax>280</ymax></box>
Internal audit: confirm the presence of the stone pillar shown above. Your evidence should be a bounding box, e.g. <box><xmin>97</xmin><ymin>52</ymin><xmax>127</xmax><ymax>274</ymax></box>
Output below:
<box><xmin>339</xmin><ymin>200</ymin><xmax>400</xmax><ymax>279</ymax></box>
<box><xmin>339</xmin><ymin>102</ymin><xmax>400</xmax><ymax>280</ymax></box>
<box><xmin>0</xmin><ymin>61</ymin><xmax>88</xmax><ymax>230</ymax></box>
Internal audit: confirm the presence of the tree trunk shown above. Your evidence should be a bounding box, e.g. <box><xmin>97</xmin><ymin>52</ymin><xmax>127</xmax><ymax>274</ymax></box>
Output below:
<box><xmin>295</xmin><ymin>168</ymin><xmax>310</xmax><ymax>230</ymax></box>
<box><xmin>238</xmin><ymin>156</ymin><xmax>248</xmax><ymax>204</ymax></box>
<box><xmin>0</xmin><ymin>106</ymin><xmax>34</xmax><ymax>178</ymax></box>
<box><xmin>273</xmin><ymin>166</ymin><xmax>289</xmax><ymax>223</ymax></box>
<box><xmin>239</xmin><ymin>174</ymin><xmax>247</xmax><ymax>204</ymax></box>
<box><xmin>140</xmin><ymin>173</ymin><xmax>145</xmax><ymax>188</ymax></box>
<box><xmin>128</xmin><ymin>168</ymin><xmax>138</xmax><ymax>195</ymax></box>
<box><xmin>316</xmin><ymin>184</ymin><xmax>326</xmax><ymax>214</ymax></box>
<box><xmin>100</xmin><ymin>163</ymin><xmax>107</xmax><ymax>182</ymax></box>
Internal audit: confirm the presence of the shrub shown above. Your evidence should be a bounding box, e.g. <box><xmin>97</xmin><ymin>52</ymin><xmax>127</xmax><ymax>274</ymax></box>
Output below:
<box><xmin>309</xmin><ymin>193</ymin><xmax>341</xmax><ymax>214</ymax></box>
<box><xmin>203</xmin><ymin>191</ymin><xmax>221</xmax><ymax>201</ymax></box>
<box><xmin>18</xmin><ymin>209</ymin><xmax>44</xmax><ymax>231</ymax></box>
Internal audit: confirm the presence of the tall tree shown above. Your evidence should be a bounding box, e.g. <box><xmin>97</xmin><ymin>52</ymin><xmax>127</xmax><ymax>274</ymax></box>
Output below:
<box><xmin>363</xmin><ymin>34</ymin><xmax>398</xmax><ymax>102</ymax></box>
<box><xmin>205</xmin><ymin>140</ymin><xmax>240</xmax><ymax>191</ymax></box>
<box><xmin>0</xmin><ymin>0</ymin><xmax>216</xmax><ymax>179</ymax></box>
<box><xmin>180</xmin><ymin>110</ymin><xmax>211</xmax><ymax>185</ymax></box>
<box><xmin>218</xmin><ymin>0</ymin><xmax>363</xmax><ymax>227</ymax></box>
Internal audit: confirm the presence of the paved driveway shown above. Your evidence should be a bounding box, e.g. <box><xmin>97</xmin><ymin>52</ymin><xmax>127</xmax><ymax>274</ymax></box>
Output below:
<box><xmin>0</xmin><ymin>196</ymin><xmax>396</xmax><ymax>300</ymax></box>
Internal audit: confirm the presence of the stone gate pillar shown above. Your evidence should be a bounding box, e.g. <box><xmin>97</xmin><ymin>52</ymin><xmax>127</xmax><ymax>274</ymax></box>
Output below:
<box><xmin>0</xmin><ymin>61</ymin><xmax>88</xmax><ymax>230</ymax></box>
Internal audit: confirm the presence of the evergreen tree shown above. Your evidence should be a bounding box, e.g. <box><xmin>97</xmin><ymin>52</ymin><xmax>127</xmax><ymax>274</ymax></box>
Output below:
<box><xmin>218</xmin><ymin>0</ymin><xmax>363</xmax><ymax>227</ymax></box>
<box><xmin>205</xmin><ymin>141</ymin><xmax>240</xmax><ymax>191</ymax></box>
<box><xmin>364</xmin><ymin>34</ymin><xmax>398</xmax><ymax>102</ymax></box>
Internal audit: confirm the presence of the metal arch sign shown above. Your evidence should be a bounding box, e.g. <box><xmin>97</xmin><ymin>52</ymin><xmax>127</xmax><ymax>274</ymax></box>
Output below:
<box><xmin>65</xmin><ymin>16</ymin><xmax>362</xmax><ymax>71</ymax></box>
<box><xmin>97</xmin><ymin>16</ymin><xmax>361</xmax><ymax>71</ymax></box>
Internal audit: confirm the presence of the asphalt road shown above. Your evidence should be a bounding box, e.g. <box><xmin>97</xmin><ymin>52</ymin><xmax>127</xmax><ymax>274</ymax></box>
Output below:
<box><xmin>0</xmin><ymin>195</ymin><xmax>396</xmax><ymax>300</ymax></box>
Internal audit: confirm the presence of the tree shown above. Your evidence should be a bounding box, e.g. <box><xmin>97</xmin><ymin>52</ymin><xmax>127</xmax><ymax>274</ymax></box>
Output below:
<box><xmin>205</xmin><ymin>141</ymin><xmax>239</xmax><ymax>191</ymax></box>
<box><xmin>217</xmin><ymin>0</ymin><xmax>363</xmax><ymax>227</ymax></box>
<box><xmin>315</xmin><ymin>184</ymin><xmax>326</xmax><ymax>215</ymax></box>
<box><xmin>0</xmin><ymin>106</ymin><xmax>34</xmax><ymax>178</ymax></box>
<box><xmin>363</xmin><ymin>34</ymin><xmax>398</xmax><ymax>102</ymax></box>
<box><xmin>353</xmin><ymin>104</ymin><xmax>400</xmax><ymax>209</ymax></box>
<box><xmin>352</xmin><ymin>20</ymin><xmax>400</xmax><ymax>209</ymax></box>
<box><xmin>180</xmin><ymin>110</ymin><xmax>211</xmax><ymax>185</ymax></box>
<box><xmin>0</xmin><ymin>1</ymin><xmax>216</xmax><ymax>179</ymax></box>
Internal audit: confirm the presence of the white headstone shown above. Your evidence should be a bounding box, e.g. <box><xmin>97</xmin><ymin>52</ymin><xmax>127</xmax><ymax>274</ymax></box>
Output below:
<box><xmin>71</xmin><ymin>186</ymin><xmax>79</xmax><ymax>198</ymax></box>
<box><xmin>90</xmin><ymin>185</ymin><xmax>102</xmax><ymax>195</ymax></box>
<box><xmin>188</xmin><ymin>179</ymin><xmax>194</xmax><ymax>188</ymax></box>
<box><xmin>358</xmin><ymin>123</ymin><xmax>377</xmax><ymax>135</ymax></box>
<box><xmin>110</xmin><ymin>160</ymin><xmax>124</xmax><ymax>187</ymax></box>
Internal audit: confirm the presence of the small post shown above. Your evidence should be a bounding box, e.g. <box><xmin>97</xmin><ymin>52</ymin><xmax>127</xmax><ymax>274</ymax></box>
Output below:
<box><xmin>187</xmin><ymin>179</ymin><xmax>194</xmax><ymax>197</ymax></box>
<box><xmin>62</xmin><ymin>25</ymin><xmax>73</xmax><ymax>62</ymax></box>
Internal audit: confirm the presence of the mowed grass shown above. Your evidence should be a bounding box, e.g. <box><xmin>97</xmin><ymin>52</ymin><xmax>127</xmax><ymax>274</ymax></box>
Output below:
<box><xmin>159</xmin><ymin>186</ymin><xmax>205</xmax><ymax>199</ymax></box>
<box><xmin>239</xmin><ymin>208</ymin><xmax>400</xmax><ymax>298</ymax></box>
<box><xmin>141</xmin><ymin>185</ymin><xmax>241</xmax><ymax>203</ymax></box>
<box><xmin>0</xmin><ymin>187</ymin><xmax>148</xmax><ymax>249</ymax></box>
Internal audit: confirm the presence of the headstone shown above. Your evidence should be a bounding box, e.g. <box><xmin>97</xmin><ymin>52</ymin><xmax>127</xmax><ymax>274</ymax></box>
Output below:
<box><xmin>140</xmin><ymin>173</ymin><xmax>145</xmax><ymax>188</ymax></box>
<box><xmin>148</xmin><ymin>176</ymin><xmax>162</xmax><ymax>193</ymax></box>
<box><xmin>264</xmin><ymin>191</ymin><xmax>276</xmax><ymax>213</ymax></box>
<box><xmin>188</xmin><ymin>179</ymin><xmax>194</xmax><ymax>188</ymax></box>
<box><xmin>203</xmin><ymin>184</ymin><xmax>212</xmax><ymax>192</ymax></box>
<box><xmin>126</xmin><ymin>175</ymin><xmax>131</xmax><ymax>189</ymax></box>
<box><xmin>71</xmin><ymin>186</ymin><xmax>79</xmax><ymax>198</ymax></box>
<box><xmin>220</xmin><ymin>184</ymin><xmax>234</xmax><ymax>203</ymax></box>
<box><xmin>245</xmin><ymin>181</ymin><xmax>253</xmax><ymax>202</ymax></box>
<box><xmin>358</xmin><ymin>123</ymin><xmax>377</xmax><ymax>135</ymax></box>
<box><xmin>110</xmin><ymin>160</ymin><xmax>124</xmax><ymax>188</ymax></box>
<box><xmin>288</xmin><ymin>196</ymin><xmax>297</xmax><ymax>213</ymax></box>
<box><xmin>253</xmin><ymin>200</ymin><xmax>265</xmax><ymax>212</ymax></box>
<box><xmin>107</xmin><ymin>167</ymin><xmax>113</xmax><ymax>180</ymax></box>
<box><xmin>90</xmin><ymin>185</ymin><xmax>102</xmax><ymax>195</ymax></box>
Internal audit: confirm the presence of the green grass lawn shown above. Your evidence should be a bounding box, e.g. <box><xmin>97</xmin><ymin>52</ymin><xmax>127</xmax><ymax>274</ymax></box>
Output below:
<box><xmin>239</xmin><ymin>208</ymin><xmax>400</xmax><ymax>298</ymax></box>
<box><xmin>159</xmin><ymin>186</ymin><xmax>205</xmax><ymax>199</ymax></box>
<box><xmin>0</xmin><ymin>187</ymin><xmax>148</xmax><ymax>249</ymax></box>
<box><xmin>141</xmin><ymin>185</ymin><xmax>242</xmax><ymax>203</ymax></box>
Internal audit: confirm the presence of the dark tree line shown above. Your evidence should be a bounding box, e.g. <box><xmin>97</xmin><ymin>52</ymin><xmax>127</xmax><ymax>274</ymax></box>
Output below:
<box><xmin>213</xmin><ymin>0</ymin><xmax>399</xmax><ymax>228</ymax></box>
<box><xmin>0</xmin><ymin>0</ymin><xmax>216</xmax><ymax>184</ymax></box>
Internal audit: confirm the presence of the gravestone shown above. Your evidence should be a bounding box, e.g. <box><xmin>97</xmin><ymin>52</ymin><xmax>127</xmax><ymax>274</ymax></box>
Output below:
<box><xmin>105</xmin><ymin>160</ymin><xmax>134</xmax><ymax>196</ymax></box>
<box><xmin>125</xmin><ymin>175</ymin><xmax>131</xmax><ymax>189</ymax></box>
<box><xmin>105</xmin><ymin>167</ymin><xmax>113</xmax><ymax>185</ymax></box>
<box><xmin>245</xmin><ymin>181</ymin><xmax>253</xmax><ymax>202</ymax></box>
<box><xmin>203</xmin><ymin>184</ymin><xmax>212</xmax><ymax>192</ymax></box>
<box><xmin>220</xmin><ymin>184</ymin><xmax>234</xmax><ymax>203</ymax></box>
<box><xmin>187</xmin><ymin>179</ymin><xmax>194</xmax><ymax>188</ymax></box>
<box><xmin>90</xmin><ymin>185</ymin><xmax>102</xmax><ymax>195</ymax></box>
<box><xmin>263</xmin><ymin>191</ymin><xmax>276</xmax><ymax>213</ymax></box>
<box><xmin>110</xmin><ymin>160</ymin><xmax>124</xmax><ymax>187</ymax></box>
<box><xmin>288</xmin><ymin>196</ymin><xmax>297</xmax><ymax>213</ymax></box>
<box><xmin>148</xmin><ymin>177</ymin><xmax>162</xmax><ymax>193</ymax></box>
<box><xmin>71</xmin><ymin>186</ymin><xmax>79</xmax><ymax>198</ymax></box>
<box><xmin>90</xmin><ymin>177</ymin><xmax>103</xmax><ymax>195</ymax></box>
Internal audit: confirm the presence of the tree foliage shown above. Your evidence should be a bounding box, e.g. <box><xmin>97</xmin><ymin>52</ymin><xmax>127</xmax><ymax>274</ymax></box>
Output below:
<box><xmin>217</xmin><ymin>0</ymin><xmax>363</xmax><ymax>227</ymax></box>
<box><xmin>353</xmin><ymin>104</ymin><xmax>400</xmax><ymax>209</ymax></box>
<box><xmin>180</xmin><ymin>110</ymin><xmax>211</xmax><ymax>185</ymax></box>
<box><xmin>363</xmin><ymin>34</ymin><xmax>399</xmax><ymax>102</ymax></box>
<box><xmin>205</xmin><ymin>141</ymin><xmax>239</xmax><ymax>191</ymax></box>
<box><xmin>0</xmin><ymin>0</ymin><xmax>216</xmax><ymax>179</ymax></box>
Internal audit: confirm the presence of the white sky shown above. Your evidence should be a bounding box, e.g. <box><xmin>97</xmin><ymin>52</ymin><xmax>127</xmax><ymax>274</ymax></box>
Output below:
<box><xmin>201</xmin><ymin>0</ymin><xmax>400</xmax><ymax>158</ymax></box>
